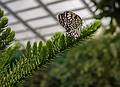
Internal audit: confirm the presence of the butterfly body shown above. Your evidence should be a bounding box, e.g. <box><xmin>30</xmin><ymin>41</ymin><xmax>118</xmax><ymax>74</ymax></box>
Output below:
<box><xmin>58</xmin><ymin>11</ymin><xmax>82</xmax><ymax>39</ymax></box>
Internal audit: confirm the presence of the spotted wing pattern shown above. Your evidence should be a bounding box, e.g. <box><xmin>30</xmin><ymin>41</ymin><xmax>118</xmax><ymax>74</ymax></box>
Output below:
<box><xmin>58</xmin><ymin>11</ymin><xmax>82</xmax><ymax>39</ymax></box>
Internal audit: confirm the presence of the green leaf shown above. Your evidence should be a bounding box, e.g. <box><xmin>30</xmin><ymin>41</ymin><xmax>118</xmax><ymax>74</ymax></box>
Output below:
<box><xmin>58</xmin><ymin>34</ymin><xmax>66</xmax><ymax>50</ymax></box>
<box><xmin>1</xmin><ymin>27</ymin><xmax>11</xmax><ymax>39</ymax></box>
<box><xmin>40</xmin><ymin>45</ymin><xmax>48</xmax><ymax>64</ymax></box>
<box><xmin>0</xmin><ymin>16</ymin><xmax>8</xmax><ymax>28</ymax></box>
<box><xmin>25</xmin><ymin>41</ymin><xmax>32</xmax><ymax>58</ymax></box>
<box><xmin>33</xmin><ymin>42</ymin><xmax>37</xmax><ymax>56</ymax></box>
<box><xmin>0</xmin><ymin>8</ymin><xmax>4</xmax><ymax>18</ymax></box>
<box><xmin>6</xmin><ymin>31</ymin><xmax>15</xmax><ymax>43</ymax></box>
<box><xmin>80</xmin><ymin>20</ymin><xmax>101</xmax><ymax>38</ymax></box>
<box><xmin>38</xmin><ymin>41</ymin><xmax>42</xmax><ymax>52</ymax></box>
<box><xmin>46</xmin><ymin>40</ymin><xmax>54</xmax><ymax>58</ymax></box>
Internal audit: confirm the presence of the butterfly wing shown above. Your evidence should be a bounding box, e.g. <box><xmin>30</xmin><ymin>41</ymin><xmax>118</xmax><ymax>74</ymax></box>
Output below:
<box><xmin>58</xmin><ymin>11</ymin><xmax>82</xmax><ymax>39</ymax></box>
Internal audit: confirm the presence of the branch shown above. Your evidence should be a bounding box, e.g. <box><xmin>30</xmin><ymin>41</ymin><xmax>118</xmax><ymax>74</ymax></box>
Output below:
<box><xmin>0</xmin><ymin>20</ymin><xmax>101</xmax><ymax>87</ymax></box>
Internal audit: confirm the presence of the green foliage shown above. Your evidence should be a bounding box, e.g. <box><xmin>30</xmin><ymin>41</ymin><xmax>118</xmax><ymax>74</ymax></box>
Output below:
<box><xmin>0</xmin><ymin>19</ymin><xmax>101</xmax><ymax>86</ymax></box>
<box><xmin>0</xmin><ymin>6</ymin><xmax>101</xmax><ymax>87</ymax></box>
<box><xmin>0</xmin><ymin>42</ymin><xmax>20</xmax><ymax>71</ymax></box>
<box><xmin>0</xmin><ymin>4</ymin><xmax>120</xmax><ymax>87</ymax></box>
<box><xmin>0</xmin><ymin>8</ymin><xmax>15</xmax><ymax>51</ymax></box>
<box><xmin>36</xmin><ymin>33</ymin><xmax>120</xmax><ymax>87</ymax></box>
<box><xmin>91</xmin><ymin>0</ymin><xmax>120</xmax><ymax>33</ymax></box>
<box><xmin>0</xmin><ymin>8</ymin><xmax>18</xmax><ymax>73</ymax></box>
<box><xmin>80</xmin><ymin>20</ymin><xmax>101</xmax><ymax>39</ymax></box>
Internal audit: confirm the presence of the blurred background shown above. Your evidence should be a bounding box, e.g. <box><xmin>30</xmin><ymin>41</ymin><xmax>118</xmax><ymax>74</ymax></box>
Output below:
<box><xmin>1</xmin><ymin>0</ymin><xmax>120</xmax><ymax>87</ymax></box>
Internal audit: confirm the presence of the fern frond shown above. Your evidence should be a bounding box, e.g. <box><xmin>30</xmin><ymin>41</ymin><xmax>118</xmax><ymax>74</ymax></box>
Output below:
<box><xmin>0</xmin><ymin>8</ymin><xmax>15</xmax><ymax>51</ymax></box>
<box><xmin>0</xmin><ymin>20</ymin><xmax>101</xmax><ymax>86</ymax></box>
<box><xmin>0</xmin><ymin>8</ymin><xmax>18</xmax><ymax>73</ymax></box>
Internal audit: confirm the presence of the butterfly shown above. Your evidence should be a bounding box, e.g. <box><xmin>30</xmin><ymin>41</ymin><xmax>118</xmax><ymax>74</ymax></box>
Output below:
<box><xmin>57</xmin><ymin>11</ymin><xmax>82</xmax><ymax>39</ymax></box>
